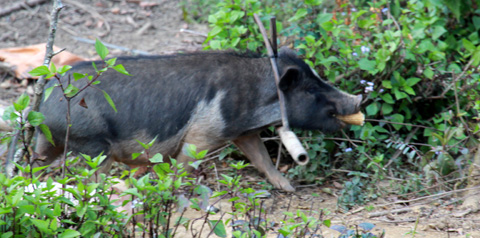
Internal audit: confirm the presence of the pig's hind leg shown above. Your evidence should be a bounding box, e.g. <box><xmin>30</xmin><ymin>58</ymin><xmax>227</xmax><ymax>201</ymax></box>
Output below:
<box><xmin>233</xmin><ymin>133</ymin><xmax>295</xmax><ymax>192</ymax></box>
<box><xmin>34</xmin><ymin>133</ymin><xmax>64</xmax><ymax>168</ymax></box>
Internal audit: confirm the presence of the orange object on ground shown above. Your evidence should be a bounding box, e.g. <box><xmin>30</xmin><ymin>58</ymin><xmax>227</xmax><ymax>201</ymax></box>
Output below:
<box><xmin>0</xmin><ymin>44</ymin><xmax>86</xmax><ymax>79</ymax></box>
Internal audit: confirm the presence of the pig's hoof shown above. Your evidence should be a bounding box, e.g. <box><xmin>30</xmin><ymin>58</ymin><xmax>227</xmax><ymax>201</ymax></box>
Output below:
<box><xmin>271</xmin><ymin>178</ymin><xmax>296</xmax><ymax>192</ymax></box>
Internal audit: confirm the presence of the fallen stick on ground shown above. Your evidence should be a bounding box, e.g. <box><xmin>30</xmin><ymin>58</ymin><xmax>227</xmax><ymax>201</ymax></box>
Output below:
<box><xmin>368</xmin><ymin>207</ymin><xmax>412</xmax><ymax>218</ymax></box>
<box><xmin>0</xmin><ymin>0</ymin><xmax>48</xmax><ymax>18</ymax></box>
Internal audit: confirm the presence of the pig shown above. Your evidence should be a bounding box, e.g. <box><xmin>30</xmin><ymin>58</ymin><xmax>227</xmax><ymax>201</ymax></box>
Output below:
<box><xmin>35</xmin><ymin>48</ymin><xmax>362</xmax><ymax>192</ymax></box>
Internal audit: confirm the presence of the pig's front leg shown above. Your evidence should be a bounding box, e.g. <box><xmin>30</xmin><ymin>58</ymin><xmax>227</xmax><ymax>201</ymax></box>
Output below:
<box><xmin>233</xmin><ymin>133</ymin><xmax>295</xmax><ymax>192</ymax></box>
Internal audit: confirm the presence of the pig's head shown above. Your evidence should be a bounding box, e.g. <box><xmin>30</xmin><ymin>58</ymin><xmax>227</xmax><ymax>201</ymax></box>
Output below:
<box><xmin>277</xmin><ymin>48</ymin><xmax>362</xmax><ymax>133</ymax></box>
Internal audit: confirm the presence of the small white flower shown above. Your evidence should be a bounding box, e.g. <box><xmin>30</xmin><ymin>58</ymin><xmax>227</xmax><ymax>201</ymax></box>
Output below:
<box><xmin>365</xmin><ymin>86</ymin><xmax>374</xmax><ymax>93</ymax></box>
<box><xmin>341</xmin><ymin>12</ymin><xmax>346</xmax><ymax>16</ymax></box>
<box><xmin>351</xmin><ymin>8</ymin><xmax>357</xmax><ymax>12</ymax></box>
<box><xmin>360</xmin><ymin>80</ymin><xmax>366</xmax><ymax>84</ymax></box>
<box><xmin>352</xmin><ymin>52</ymin><xmax>358</xmax><ymax>57</ymax></box>
<box><xmin>379</xmin><ymin>89</ymin><xmax>384</xmax><ymax>93</ymax></box>
<box><xmin>345</xmin><ymin>148</ymin><xmax>353</xmax><ymax>152</ymax></box>
<box><xmin>361</xmin><ymin>46</ymin><xmax>370</xmax><ymax>54</ymax></box>
<box><xmin>382</xmin><ymin>8</ymin><xmax>388</xmax><ymax>13</ymax></box>
<box><xmin>367</xmin><ymin>81</ymin><xmax>374</xmax><ymax>86</ymax></box>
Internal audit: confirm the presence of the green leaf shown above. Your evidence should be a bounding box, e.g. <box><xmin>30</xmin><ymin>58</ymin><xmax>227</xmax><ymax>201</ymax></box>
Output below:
<box><xmin>14</xmin><ymin>94</ymin><xmax>30</xmax><ymax>111</ymax></box>
<box><xmin>50</xmin><ymin>62</ymin><xmax>57</xmax><ymax>74</ymax></box>
<box><xmin>472</xmin><ymin>50</ymin><xmax>480</xmax><ymax>67</ymax></box>
<box><xmin>32</xmin><ymin>219</ymin><xmax>51</xmax><ymax>233</ymax></box>
<box><xmin>1</xmin><ymin>231</ymin><xmax>13</xmax><ymax>238</ymax></box>
<box><xmin>406</xmin><ymin>77</ymin><xmax>421</xmax><ymax>86</ymax></box>
<box><xmin>366</xmin><ymin>102</ymin><xmax>379</xmax><ymax>116</ymax></box>
<box><xmin>95</xmin><ymin>39</ymin><xmax>109</xmax><ymax>60</ymax></box>
<box><xmin>113</xmin><ymin>64</ymin><xmax>131</xmax><ymax>76</ymax></box>
<box><xmin>382</xmin><ymin>80</ymin><xmax>392</xmax><ymax>89</ymax></box>
<box><xmin>358</xmin><ymin>58</ymin><xmax>376</xmax><ymax>73</ymax></box>
<box><xmin>58</xmin><ymin>229</ymin><xmax>81</xmax><ymax>238</ymax></box>
<box><xmin>106</xmin><ymin>58</ymin><xmax>117</xmax><ymax>66</ymax></box>
<box><xmin>403</xmin><ymin>86</ymin><xmax>416</xmax><ymax>95</ymax></box>
<box><xmin>58</xmin><ymin>65</ymin><xmax>72</xmax><ymax>75</ymax></box>
<box><xmin>208</xmin><ymin>220</ymin><xmax>227</xmax><ymax>237</ymax></box>
<box><xmin>380</xmin><ymin>93</ymin><xmax>394</xmax><ymax>104</ymax></box>
<box><xmin>305</xmin><ymin>35</ymin><xmax>316</xmax><ymax>45</ymax></box>
<box><xmin>306</xmin><ymin>0</ymin><xmax>322</xmax><ymax>6</ymax></box>
<box><xmin>150</xmin><ymin>153</ymin><xmax>164</xmax><ymax>163</ymax></box>
<box><xmin>27</xmin><ymin>111</ymin><xmax>45</xmax><ymax>126</ymax></box>
<box><xmin>229</xmin><ymin>10</ymin><xmax>244</xmax><ymax>23</ymax></box>
<box><xmin>463</xmin><ymin>39</ymin><xmax>476</xmax><ymax>53</ymax></box>
<box><xmin>64</xmin><ymin>84</ymin><xmax>79</xmax><ymax>97</ymax></box>
<box><xmin>389</xmin><ymin>114</ymin><xmax>405</xmax><ymax>130</ymax></box>
<box><xmin>39</xmin><ymin>124</ymin><xmax>55</xmax><ymax>146</ymax></box>
<box><xmin>44</xmin><ymin>85</ymin><xmax>56</xmax><ymax>102</ymax></box>
<box><xmin>2</xmin><ymin>105</ymin><xmax>14</xmax><ymax>122</ymax></box>
<box><xmin>132</xmin><ymin>152</ymin><xmax>142</xmax><ymax>160</ymax></box>
<box><xmin>393</xmin><ymin>88</ymin><xmax>408</xmax><ymax>100</ymax></box>
<box><xmin>423</xmin><ymin>67</ymin><xmax>434</xmax><ymax>79</ymax></box>
<box><xmin>431</xmin><ymin>26</ymin><xmax>446</xmax><ymax>40</ymax></box>
<box><xmin>316</xmin><ymin>13</ymin><xmax>333</xmax><ymax>25</ymax></box>
<box><xmin>29</xmin><ymin>66</ymin><xmax>51</xmax><ymax>77</ymax></box>
<box><xmin>102</xmin><ymin>90</ymin><xmax>117</xmax><ymax>112</ymax></box>
<box><xmin>323</xmin><ymin>219</ymin><xmax>332</xmax><ymax>228</ymax></box>
<box><xmin>73</xmin><ymin>72</ymin><xmax>87</xmax><ymax>81</ymax></box>
<box><xmin>0</xmin><ymin>207</ymin><xmax>13</xmax><ymax>215</ymax></box>
<box><xmin>182</xmin><ymin>143</ymin><xmax>197</xmax><ymax>159</ymax></box>
<box><xmin>32</xmin><ymin>165</ymin><xmax>49</xmax><ymax>173</ymax></box>
<box><xmin>381</xmin><ymin>103</ymin><xmax>393</xmax><ymax>115</ymax></box>
<box><xmin>473</xmin><ymin>16</ymin><xmax>480</xmax><ymax>30</ymax></box>
<box><xmin>289</xmin><ymin>8</ymin><xmax>308</xmax><ymax>22</ymax></box>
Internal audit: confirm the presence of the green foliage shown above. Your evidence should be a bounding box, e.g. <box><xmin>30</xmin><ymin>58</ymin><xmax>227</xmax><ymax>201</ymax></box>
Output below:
<box><xmin>188</xmin><ymin>0</ymin><xmax>480</xmax><ymax>208</ymax></box>
<box><xmin>29</xmin><ymin>38</ymin><xmax>130</xmax><ymax>109</ymax></box>
<box><xmin>0</xmin><ymin>156</ymin><xmax>129</xmax><ymax>237</ymax></box>
<box><xmin>203</xmin><ymin>0</ymin><xmax>280</xmax><ymax>51</ymax></box>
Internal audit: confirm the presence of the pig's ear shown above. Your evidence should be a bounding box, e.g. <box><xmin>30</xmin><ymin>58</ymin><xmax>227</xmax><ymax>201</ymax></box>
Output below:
<box><xmin>279</xmin><ymin>67</ymin><xmax>301</xmax><ymax>91</ymax></box>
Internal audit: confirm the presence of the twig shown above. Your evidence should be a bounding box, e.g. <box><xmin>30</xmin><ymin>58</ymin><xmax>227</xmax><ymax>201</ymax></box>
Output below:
<box><xmin>275</xmin><ymin>141</ymin><xmax>282</xmax><ymax>169</ymax></box>
<box><xmin>366</xmin><ymin>118</ymin><xmax>440</xmax><ymax>131</ymax></box>
<box><xmin>0</xmin><ymin>0</ymin><xmax>48</xmax><ymax>18</ymax></box>
<box><xmin>368</xmin><ymin>207</ymin><xmax>412</xmax><ymax>218</ymax></box>
<box><xmin>179</xmin><ymin>29</ymin><xmax>208</xmax><ymax>37</ymax></box>
<box><xmin>6</xmin><ymin>0</ymin><xmax>64</xmax><ymax>177</ymax></box>
<box><xmin>373</xmin><ymin>185</ymin><xmax>480</xmax><ymax>208</ymax></box>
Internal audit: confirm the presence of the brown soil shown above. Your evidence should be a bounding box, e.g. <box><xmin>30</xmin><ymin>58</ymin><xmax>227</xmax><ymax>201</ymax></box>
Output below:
<box><xmin>0</xmin><ymin>1</ymin><xmax>479</xmax><ymax>237</ymax></box>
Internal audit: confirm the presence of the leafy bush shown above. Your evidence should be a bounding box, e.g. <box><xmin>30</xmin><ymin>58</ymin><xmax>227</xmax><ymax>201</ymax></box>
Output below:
<box><xmin>185</xmin><ymin>0</ymin><xmax>480</xmax><ymax>208</ymax></box>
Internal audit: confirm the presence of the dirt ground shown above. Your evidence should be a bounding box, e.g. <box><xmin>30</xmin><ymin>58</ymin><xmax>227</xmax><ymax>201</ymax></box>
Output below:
<box><xmin>1</xmin><ymin>0</ymin><xmax>479</xmax><ymax>237</ymax></box>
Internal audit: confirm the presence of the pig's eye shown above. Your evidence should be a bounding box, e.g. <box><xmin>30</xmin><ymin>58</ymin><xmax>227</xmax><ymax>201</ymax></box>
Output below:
<box><xmin>306</xmin><ymin>88</ymin><xmax>317</xmax><ymax>94</ymax></box>
<box><xmin>328</xmin><ymin>109</ymin><xmax>336</xmax><ymax>117</ymax></box>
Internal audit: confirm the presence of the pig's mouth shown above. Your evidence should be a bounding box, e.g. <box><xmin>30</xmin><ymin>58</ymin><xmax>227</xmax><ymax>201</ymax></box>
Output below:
<box><xmin>335</xmin><ymin>111</ymin><xmax>365</xmax><ymax>126</ymax></box>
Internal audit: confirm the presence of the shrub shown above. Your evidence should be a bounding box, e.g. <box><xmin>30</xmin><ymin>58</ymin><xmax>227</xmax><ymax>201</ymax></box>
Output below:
<box><xmin>186</xmin><ymin>0</ymin><xmax>480</xmax><ymax>208</ymax></box>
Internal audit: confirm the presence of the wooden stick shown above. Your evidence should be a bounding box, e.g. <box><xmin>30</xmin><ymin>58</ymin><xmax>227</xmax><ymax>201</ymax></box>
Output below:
<box><xmin>253</xmin><ymin>14</ymin><xmax>309</xmax><ymax>165</ymax></box>
<box><xmin>5</xmin><ymin>0</ymin><xmax>64</xmax><ymax>177</ymax></box>
<box><xmin>253</xmin><ymin>13</ymin><xmax>289</xmax><ymax>129</ymax></box>
<box><xmin>0</xmin><ymin>0</ymin><xmax>47</xmax><ymax>18</ymax></box>
<box><xmin>269</xmin><ymin>17</ymin><xmax>278</xmax><ymax>57</ymax></box>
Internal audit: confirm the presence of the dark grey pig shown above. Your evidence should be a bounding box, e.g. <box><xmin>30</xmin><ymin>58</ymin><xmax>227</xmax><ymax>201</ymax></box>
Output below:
<box><xmin>36</xmin><ymin>48</ymin><xmax>362</xmax><ymax>191</ymax></box>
